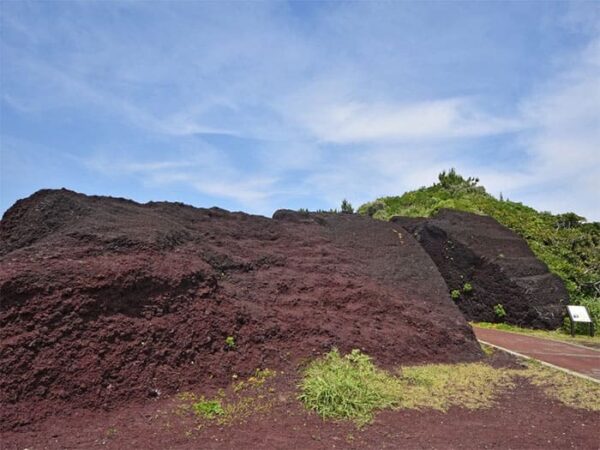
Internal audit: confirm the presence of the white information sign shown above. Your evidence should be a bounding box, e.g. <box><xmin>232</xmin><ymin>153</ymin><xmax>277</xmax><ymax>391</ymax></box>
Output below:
<box><xmin>567</xmin><ymin>305</ymin><xmax>592</xmax><ymax>323</ymax></box>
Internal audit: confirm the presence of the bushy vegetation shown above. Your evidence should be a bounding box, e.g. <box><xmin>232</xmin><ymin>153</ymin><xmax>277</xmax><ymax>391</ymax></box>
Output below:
<box><xmin>358</xmin><ymin>169</ymin><xmax>600</xmax><ymax>331</ymax></box>
<box><xmin>340</xmin><ymin>199</ymin><xmax>354</xmax><ymax>214</ymax></box>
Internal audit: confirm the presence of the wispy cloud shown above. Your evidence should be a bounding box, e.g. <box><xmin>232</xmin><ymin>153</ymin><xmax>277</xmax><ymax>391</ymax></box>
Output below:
<box><xmin>288</xmin><ymin>98</ymin><xmax>522</xmax><ymax>144</ymax></box>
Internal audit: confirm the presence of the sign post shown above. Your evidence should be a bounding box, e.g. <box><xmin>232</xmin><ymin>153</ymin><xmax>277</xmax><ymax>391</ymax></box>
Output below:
<box><xmin>566</xmin><ymin>305</ymin><xmax>594</xmax><ymax>337</ymax></box>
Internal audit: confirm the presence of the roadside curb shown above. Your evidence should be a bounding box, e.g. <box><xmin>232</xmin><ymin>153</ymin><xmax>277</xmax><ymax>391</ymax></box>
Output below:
<box><xmin>478</xmin><ymin>339</ymin><xmax>600</xmax><ymax>384</ymax></box>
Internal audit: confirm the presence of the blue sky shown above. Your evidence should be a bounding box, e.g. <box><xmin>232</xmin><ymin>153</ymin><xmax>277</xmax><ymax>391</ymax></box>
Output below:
<box><xmin>1</xmin><ymin>1</ymin><xmax>599</xmax><ymax>220</ymax></box>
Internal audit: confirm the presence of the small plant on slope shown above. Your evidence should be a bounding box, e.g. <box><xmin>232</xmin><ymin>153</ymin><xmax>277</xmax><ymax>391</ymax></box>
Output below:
<box><xmin>451</xmin><ymin>289</ymin><xmax>461</xmax><ymax>300</ymax></box>
<box><xmin>494</xmin><ymin>304</ymin><xmax>506</xmax><ymax>320</ymax></box>
<box><xmin>463</xmin><ymin>282</ymin><xmax>473</xmax><ymax>293</ymax></box>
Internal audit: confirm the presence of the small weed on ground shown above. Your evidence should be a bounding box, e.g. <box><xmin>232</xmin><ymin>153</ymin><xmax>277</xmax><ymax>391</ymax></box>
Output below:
<box><xmin>192</xmin><ymin>399</ymin><xmax>225</xmax><ymax>419</ymax></box>
<box><xmin>175</xmin><ymin>368</ymin><xmax>277</xmax><ymax>429</ymax></box>
<box><xmin>225</xmin><ymin>336</ymin><xmax>235</xmax><ymax>349</ymax></box>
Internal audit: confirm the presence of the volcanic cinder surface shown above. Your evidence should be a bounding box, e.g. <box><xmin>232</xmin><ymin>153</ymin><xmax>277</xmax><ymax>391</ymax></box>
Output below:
<box><xmin>0</xmin><ymin>190</ymin><xmax>482</xmax><ymax>430</ymax></box>
<box><xmin>392</xmin><ymin>209</ymin><xmax>569</xmax><ymax>329</ymax></box>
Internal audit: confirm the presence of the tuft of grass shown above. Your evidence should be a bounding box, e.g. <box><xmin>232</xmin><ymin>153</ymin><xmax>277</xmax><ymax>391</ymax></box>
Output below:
<box><xmin>463</xmin><ymin>282</ymin><xmax>473</xmax><ymax>293</ymax></box>
<box><xmin>298</xmin><ymin>349</ymin><xmax>402</xmax><ymax>426</ymax></box>
<box><xmin>192</xmin><ymin>398</ymin><xmax>225</xmax><ymax>419</ymax></box>
<box><xmin>472</xmin><ymin>322</ymin><xmax>600</xmax><ymax>348</ymax></box>
<box><xmin>450</xmin><ymin>289</ymin><xmax>461</xmax><ymax>300</ymax></box>
<box><xmin>514</xmin><ymin>361</ymin><xmax>600</xmax><ymax>411</ymax></box>
<box><xmin>397</xmin><ymin>362</ymin><xmax>514</xmax><ymax>411</ymax></box>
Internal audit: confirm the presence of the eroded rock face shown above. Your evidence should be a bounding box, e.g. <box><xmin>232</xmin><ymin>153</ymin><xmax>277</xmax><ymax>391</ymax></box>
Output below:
<box><xmin>392</xmin><ymin>209</ymin><xmax>568</xmax><ymax>329</ymax></box>
<box><xmin>0</xmin><ymin>191</ymin><xmax>481</xmax><ymax>430</ymax></box>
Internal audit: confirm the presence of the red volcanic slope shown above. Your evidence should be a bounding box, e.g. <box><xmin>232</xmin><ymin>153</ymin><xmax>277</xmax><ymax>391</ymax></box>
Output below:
<box><xmin>0</xmin><ymin>189</ymin><xmax>481</xmax><ymax>430</ymax></box>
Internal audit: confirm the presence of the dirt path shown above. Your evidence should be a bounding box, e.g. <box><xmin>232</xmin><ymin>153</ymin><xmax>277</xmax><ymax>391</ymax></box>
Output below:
<box><xmin>473</xmin><ymin>327</ymin><xmax>600</xmax><ymax>381</ymax></box>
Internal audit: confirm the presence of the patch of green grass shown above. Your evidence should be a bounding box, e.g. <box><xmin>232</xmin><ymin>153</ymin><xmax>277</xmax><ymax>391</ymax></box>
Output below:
<box><xmin>450</xmin><ymin>289</ymin><xmax>461</xmax><ymax>300</ymax></box>
<box><xmin>472</xmin><ymin>322</ymin><xmax>600</xmax><ymax>348</ymax></box>
<box><xmin>397</xmin><ymin>362</ymin><xmax>514</xmax><ymax>411</ymax></box>
<box><xmin>463</xmin><ymin>282</ymin><xmax>473</xmax><ymax>293</ymax></box>
<box><xmin>298</xmin><ymin>350</ymin><xmax>514</xmax><ymax>425</ymax></box>
<box><xmin>298</xmin><ymin>349</ymin><xmax>402</xmax><ymax>426</ymax></box>
<box><xmin>298</xmin><ymin>349</ymin><xmax>600</xmax><ymax>427</ymax></box>
<box><xmin>192</xmin><ymin>398</ymin><xmax>225</xmax><ymax>419</ymax></box>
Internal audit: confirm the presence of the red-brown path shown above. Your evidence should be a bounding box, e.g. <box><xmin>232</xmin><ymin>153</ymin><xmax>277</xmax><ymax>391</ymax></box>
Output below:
<box><xmin>473</xmin><ymin>327</ymin><xmax>600</xmax><ymax>381</ymax></box>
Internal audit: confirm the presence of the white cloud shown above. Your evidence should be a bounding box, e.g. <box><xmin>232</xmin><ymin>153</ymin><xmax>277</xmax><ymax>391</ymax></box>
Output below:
<box><xmin>289</xmin><ymin>98</ymin><xmax>523</xmax><ymax>144</ymax></box>
<box><xmin>509</xmin><ymin>37</ymin><xmax>600</xmax><ymax>219</ymax></box>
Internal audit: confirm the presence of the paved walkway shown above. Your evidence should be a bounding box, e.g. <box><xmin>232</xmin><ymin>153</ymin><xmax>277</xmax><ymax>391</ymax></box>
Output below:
<box><xmin>473</xmin><ymin>327</ymin><xmax>600</xmax><ymax>381</ymax></box>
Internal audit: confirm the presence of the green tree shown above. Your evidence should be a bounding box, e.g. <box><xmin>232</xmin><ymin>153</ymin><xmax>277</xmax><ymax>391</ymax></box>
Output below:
<box><xmin>341</xmin><ymin>199</ymin><xmax>354</xmax><ymax>214</ymax></box>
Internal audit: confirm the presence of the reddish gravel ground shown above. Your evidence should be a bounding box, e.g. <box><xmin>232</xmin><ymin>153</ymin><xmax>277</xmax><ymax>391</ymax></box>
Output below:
<box><xmin>2</xmin><ymin>355</ymin><xmax>599</xmax><ymax>450</ymax></box>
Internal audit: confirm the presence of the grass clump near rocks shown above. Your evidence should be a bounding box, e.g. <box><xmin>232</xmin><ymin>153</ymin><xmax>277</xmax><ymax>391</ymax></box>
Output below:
<box><xmin>298</xmin><ymin>349</ymin><xmax>402</xmax><ymax>425</ymax></box>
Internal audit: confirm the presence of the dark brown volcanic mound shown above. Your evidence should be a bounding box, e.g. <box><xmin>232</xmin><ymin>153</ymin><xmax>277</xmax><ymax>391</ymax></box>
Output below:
<box><xmin>392</xmin><ymin>209</ymin><xmax>568</xmax><ymax>329</ymax></box>
<box><xmin>0</xmin><ymin>190</ymin><xmax>481</xmax><ymax>430</ymax></box>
